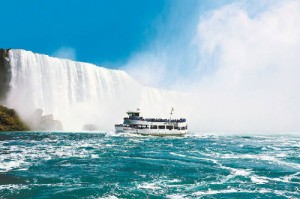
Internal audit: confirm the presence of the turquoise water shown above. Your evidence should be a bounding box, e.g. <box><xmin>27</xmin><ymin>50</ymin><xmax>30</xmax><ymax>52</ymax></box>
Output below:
<box><xmin>0</xmin><ymin>132</ymin><xmax>299</xmax><ymax>198</ymax></box>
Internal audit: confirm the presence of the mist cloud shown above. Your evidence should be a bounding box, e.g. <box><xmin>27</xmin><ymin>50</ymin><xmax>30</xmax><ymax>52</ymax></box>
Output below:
<box><xmin>53</xmin><ymin>47</ymin><xmax>77</xmax><ymax>61</ymax></box>
<box><xmin>123</xmin><ymin>1</ymin><xmax>300</xmax><ymax>133</ymax></box>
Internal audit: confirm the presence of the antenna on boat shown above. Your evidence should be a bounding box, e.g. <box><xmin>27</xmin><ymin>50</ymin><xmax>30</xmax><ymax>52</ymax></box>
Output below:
<box><xmin>170</xmin><ymin>107</ymin><xmax>174</xmax><ymax>120</ymax></box>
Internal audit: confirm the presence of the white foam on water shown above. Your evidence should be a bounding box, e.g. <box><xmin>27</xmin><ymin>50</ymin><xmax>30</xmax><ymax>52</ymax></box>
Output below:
<box><xmin>193</xmin><ymin>188</ymin><xmax>298</xmax><ymax>197</ymax></box>
<box><xmin>104</xmin><ymin>131</ymin><xmax>123</xmax><ymax>137</ymax></box>
<box><xmin>250</xmin><ymin>176</ymin><xmax>268</xmax><ymax>184</ymax></box>
<box><xmin>0</xmin><ymin>146</ymin><xmax>32</xmax><ymax>172</ymax></box>
<box><xmin>276</xmin><ymin>153</ymin><xmax>287</xmax><ymax>158</ymax></box>
<box><xmin>169</xmin><ymin>152</ymin><xmax>187</xmax><ymax>158</ymax></box>
<box><xmin>135</xmin><ymin>176</ymin><xmax>185</xmax><ymax>194</ymax></box>
<box><xmin>231</xmin><ymin>168</ymin><xmax>251</xmax><ymax>176</ymax></box>
<box><xmin>166</xmin><ymin>194</ymin><xmax>187</xmax><ymax>199</ymax></box>
<box><xmin>0</xmin><ymin>160</ymin><xmax>24</xmax><ymax>172</ymax></box>
<box><xmin>193</xmin><ymin>188</ymin><xmax>238</xmax><ymax>196</ymax></box>
<box><xmin>0</xmin><ymin>184</ymin><xmax>29</xmax><ymax>192</ymax></box>
<box><xmin>218</xmin><ymin>167</ymin><xmax>252</xmax><ymax>184</ymax></box>
<box><xmin>91</xmin><ymin>154</ymin><xmax>99</xmax><ymax>159</ymax></box>
<box><xmin>168</xmin><ymin>179</ymin><xmax>181</xmax><ymax>183</ymax></box>
<box><xmin>0</xmin><ymin>136</ymin><xmax>111</xmax><ymax>173</ymax></box>
<box><xmin>197</xmin><ymin>152</ymin><xmax>278</xmax><ymax>185</ymax></box>
<box><xmin>137</xmin><ymin>183</ymin><xmax>161</xmax><ymax>190</ymax></box>
<box><xmin>216</xmin><ymin>153</ymin><xmax>300</xmax><ymax>169</ymax></box>
<box><xmin>98</xmin><ymin>196</ymin><xmax>119</xmax><ymax>199</ymax></box>
<box><xmin>185</xmin><ymin>133</ymin><xmax>219</xmax><ymax>139</ymax></box>
<box><xmin>281</xmin><ymin>172</ymin><xmax>300</xmax><ymax>184</ymax></box>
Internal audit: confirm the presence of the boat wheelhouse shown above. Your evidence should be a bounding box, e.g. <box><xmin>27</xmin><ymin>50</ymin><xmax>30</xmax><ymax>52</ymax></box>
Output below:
<box><xmin>115</xmin><ymin>109</ymin><xmax>187</xmax><ymax>136</ymax></box>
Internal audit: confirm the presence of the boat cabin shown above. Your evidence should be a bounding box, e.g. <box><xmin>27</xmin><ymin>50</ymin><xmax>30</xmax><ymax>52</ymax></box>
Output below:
<box><xmin>126</xmin><ymin>111</ymin><xmax>140</xmax><ymax>117</ymax></box>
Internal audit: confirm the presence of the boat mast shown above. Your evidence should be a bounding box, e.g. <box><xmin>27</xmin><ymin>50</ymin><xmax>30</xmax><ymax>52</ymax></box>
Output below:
<box><xmin>170</xmin><ymin>107</ymin><xmax>174</xmax><ymax>120</ymax></box>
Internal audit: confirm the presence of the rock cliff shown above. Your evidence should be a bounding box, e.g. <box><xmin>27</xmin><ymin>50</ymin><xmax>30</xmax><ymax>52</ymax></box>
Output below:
<box><xmin>0</xmin><ymin>105</ymin><xmax>30</xmax><ymax>131</ymax></box>
<box><xmin>0</xmin><ymin>49</ymin><xmax>11</xmax><ymax>102</ymax></box>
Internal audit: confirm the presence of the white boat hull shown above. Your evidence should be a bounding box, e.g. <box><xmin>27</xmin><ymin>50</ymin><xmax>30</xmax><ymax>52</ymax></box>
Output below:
<box><xmin>115</xmin><ymin>126</ymin><xmax>187</xmax><ymax>136</ymax></box>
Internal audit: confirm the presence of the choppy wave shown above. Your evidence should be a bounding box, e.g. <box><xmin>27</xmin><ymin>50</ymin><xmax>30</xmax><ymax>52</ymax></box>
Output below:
<box><xmin>0</xmin><ymin>132</ymin><xmax>299</xmax><ymax>198</ymax></box>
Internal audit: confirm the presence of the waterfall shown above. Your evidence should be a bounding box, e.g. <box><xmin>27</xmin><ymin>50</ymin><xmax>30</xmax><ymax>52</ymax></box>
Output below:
<box><xmin>4</xmin><ymin>49</ymin><xmax>182</xmax><ymax>131</ymax></box>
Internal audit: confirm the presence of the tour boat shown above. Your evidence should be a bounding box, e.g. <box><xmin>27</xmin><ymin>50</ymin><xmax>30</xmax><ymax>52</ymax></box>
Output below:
<box><xmin>115</xmin><ymin>108</ymin><xmax>187</xmax><ymax>136</ymax></box>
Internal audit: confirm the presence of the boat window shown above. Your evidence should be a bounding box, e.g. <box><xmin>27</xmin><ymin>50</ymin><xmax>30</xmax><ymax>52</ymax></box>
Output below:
<box><xmin>159</xmin><ymin>125</ymin><xmax>165</xmax><ymax>129</ymax></box>
<box><xmin>180</xmin><ymin>126</ymin><xmax>186</xmax><ymax>130</ymax></box>
<box><xmin>166</xmin><ymin>126</ymin><xmax>173</xmax><ymax>130</ymax></box>
<box><xmin>140</xmin><ymin>125</ymin><xmax>148</xmax><ymax>129</ymax></box>
<box><xmin>150</xmin><ymin>125</ymin><xmax>157</xmax><ymax>129</ymax></box>
<box><xmin>131</xmin><ymin>125</ymin><xmax>139</xmax><ymax>129</ymax></box>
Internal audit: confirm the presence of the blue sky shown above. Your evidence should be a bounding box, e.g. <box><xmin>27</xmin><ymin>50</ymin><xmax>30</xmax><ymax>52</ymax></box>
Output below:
<box><xmin>2</xmin><ymin>0</ymin><xmax>300</xmax><ymax>131</ymax></box>
<box><xmin>0</xmin><ymin>0</ymin><xmax>230</xmax><ymax>68</ymax></box>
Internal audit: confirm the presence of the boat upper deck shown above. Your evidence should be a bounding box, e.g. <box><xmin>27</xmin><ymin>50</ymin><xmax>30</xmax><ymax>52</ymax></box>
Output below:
<box><xmin>124</xmin><ymin>116</ymin><xmax>186</xmax><ymax>123</ymax></box>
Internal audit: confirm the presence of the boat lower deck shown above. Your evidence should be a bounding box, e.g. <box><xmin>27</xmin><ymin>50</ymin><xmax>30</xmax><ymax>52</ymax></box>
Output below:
<box><xmin>116</xmin><ymin>128</ymin><xmax>187</xmax><ymax>136</ymax></box>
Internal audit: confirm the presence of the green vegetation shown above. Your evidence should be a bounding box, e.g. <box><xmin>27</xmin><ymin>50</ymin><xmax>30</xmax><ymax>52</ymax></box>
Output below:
<box><xmin>0</xmin><ymin>105</ymin><xmax>30</xmax><ymax>131</ymax></box>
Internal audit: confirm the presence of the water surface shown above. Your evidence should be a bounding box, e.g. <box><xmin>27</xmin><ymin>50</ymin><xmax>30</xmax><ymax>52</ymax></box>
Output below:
<box><xmin>0</xmin><ymin>132</ymin><xmax>299</xmax><ymax>198</ymax></box>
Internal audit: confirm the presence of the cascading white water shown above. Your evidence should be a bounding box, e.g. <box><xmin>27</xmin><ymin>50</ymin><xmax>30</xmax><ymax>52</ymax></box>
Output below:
<box><xmin>5</xmin><ymin>49</ymin><xmax>183</xmax><ymax>131</ymax></box>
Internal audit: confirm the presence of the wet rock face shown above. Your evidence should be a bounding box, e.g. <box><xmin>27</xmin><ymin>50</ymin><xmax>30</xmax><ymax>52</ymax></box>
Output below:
<box><xmin>0</xmin><ymin>49</ymin><xmax>11</xmax><ymax>102</ymax></box>
<box><xmin>82</xmin><ymin>124</ymin><xmax>99</xmax><ymax>131</ymax></box>
<box><xmin>39</xmin><ymin>117</ymin><xmax>63</xmax><ymax>131</ymax></box>
<box><xmin>29</xmin><ymin>109</ymin><xmax>63</xmax><ymax>131</ymax></box>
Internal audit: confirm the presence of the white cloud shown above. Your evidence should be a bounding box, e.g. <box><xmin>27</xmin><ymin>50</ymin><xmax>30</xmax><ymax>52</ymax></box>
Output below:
<box><xmin>53</xmin><ymin>47</ymin><xmax>77</xmax><ymax>60</ymax></box>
